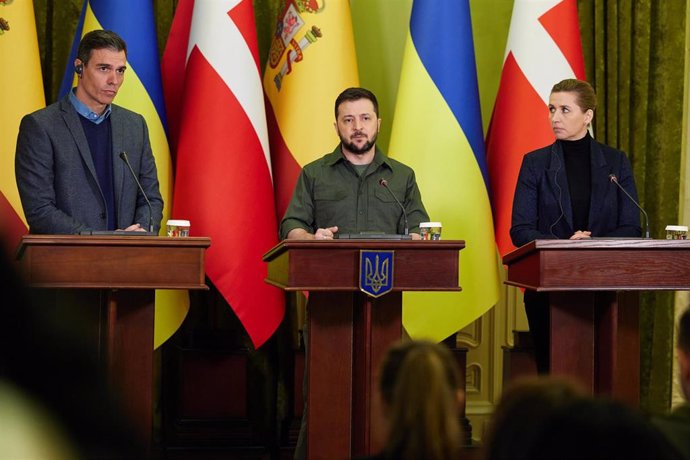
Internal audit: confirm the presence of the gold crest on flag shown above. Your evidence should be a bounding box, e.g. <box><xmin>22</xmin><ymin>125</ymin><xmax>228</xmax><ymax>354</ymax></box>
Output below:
<box><xmin>268</xmin><ymin>0</ymin><xmax>325</xmax><ymax>90</ymax></box>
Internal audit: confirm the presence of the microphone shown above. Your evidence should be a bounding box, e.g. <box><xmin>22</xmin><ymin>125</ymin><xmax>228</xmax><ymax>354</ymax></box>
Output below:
<box><xmin>609</xmin><ymin>174</ymin><xmax>650</xmax><ymax>238</ymax></box>
<box><xmin>119</xmin><ymin>151</ymin><xmax>154</xmax><ymax>233</ymax></box>
<box><xmin>379</xmin><ymin>178</ymin><xmax>409</xmax><ymax>235</ymax></box>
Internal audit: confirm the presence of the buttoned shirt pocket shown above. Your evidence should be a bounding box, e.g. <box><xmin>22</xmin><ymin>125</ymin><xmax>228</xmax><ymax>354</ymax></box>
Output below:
<box><xmin>313</xmin><ymin>186</ymin><xmax>349</xmax><ymax>228</ymax></box>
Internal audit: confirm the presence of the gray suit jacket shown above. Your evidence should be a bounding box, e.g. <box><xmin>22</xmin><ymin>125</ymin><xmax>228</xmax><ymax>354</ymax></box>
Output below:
<box><xmin>15</xmin><ymin>95</ymin><xmax>163</xmax><ymax>234</ymax></box>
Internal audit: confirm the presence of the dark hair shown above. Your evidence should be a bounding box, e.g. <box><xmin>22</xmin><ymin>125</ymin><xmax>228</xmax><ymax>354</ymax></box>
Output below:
<box><xmin>551</xmin><ymin>78</ymin><xmax>597</xmax><ymax>112</ymax></box>
<box><xmin>334</xmin><ymin>87</ymin><xmax>379</xmax><ymax>119</ymax></box>
<box><xmin>483</xmin><ymin>376</ymin><xmax>585</xmax><ymax>460</ymax></box>
<box><xmin>679</xmin><ymin>308</ymin><xmax>690</xmax><ymax>354</ymax></box>
<box><xmin>379</xmin><ymin>341</ymin><xmax>463</xmax><ymax>460</ymax></box>
<box><xmin>77</xmin><ymin>30</ymin><xmax>127</xmax><ymax>65</ymax></box>
<box><xmin>523</xmin><ymin>398</ymin><xmax>682</xmax><ymax>460</ymax></box>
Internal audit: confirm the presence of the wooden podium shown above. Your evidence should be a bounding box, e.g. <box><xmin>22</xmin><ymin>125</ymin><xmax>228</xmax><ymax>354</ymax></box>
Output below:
<box><xmin>503</xmin><ymin>238</ymin><xmax>690</xmax><ymax>404</ymax></box>
<box><xmin>263</xmin><ymin>240</ymin><xmax>464</xmax><ymax>459</ymax></box>
<box><xmin>16</xmin><ymin>235</ymin><xmax>210</xmax><ymax>446</ymax></box>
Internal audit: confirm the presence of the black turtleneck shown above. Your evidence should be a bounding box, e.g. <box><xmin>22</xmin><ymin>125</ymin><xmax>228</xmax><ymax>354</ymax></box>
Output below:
<box><xmin>561</xmin><ymin>132</ymin><xmax>591</xmax><ymax>232</ymax></box>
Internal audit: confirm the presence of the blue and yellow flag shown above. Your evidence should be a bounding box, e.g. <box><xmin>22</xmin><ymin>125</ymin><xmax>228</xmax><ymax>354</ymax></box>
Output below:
<box><xmin>60</xmin><ymin>1</ymin><xmax>186</xmax><ymax>349</ymax></box>
<box><xmin>389</xmin><ymin>0</ymin><xmax>500</xmax><ymax>341</ymax></box>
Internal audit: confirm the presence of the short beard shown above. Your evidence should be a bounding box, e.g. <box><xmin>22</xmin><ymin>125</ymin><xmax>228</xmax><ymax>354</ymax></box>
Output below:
<box><xmin>339</xmin><ymin>131</ymin><xmax>378</xmax><ymax>155</ymax></box>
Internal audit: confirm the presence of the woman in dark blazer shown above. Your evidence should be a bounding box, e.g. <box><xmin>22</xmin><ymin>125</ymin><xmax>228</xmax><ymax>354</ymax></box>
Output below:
<box><xmin>510</xmin><ymin>79</ymin><xmax>642</xmax><ymax>373</ymax></box>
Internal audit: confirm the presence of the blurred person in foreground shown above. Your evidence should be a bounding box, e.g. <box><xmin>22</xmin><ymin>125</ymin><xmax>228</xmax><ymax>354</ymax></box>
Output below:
<box><xmin>654</xmin><ymin>307</ymin><xmax>690</xmax><ymax>459</ymax></box>
<box><xmin>522</xmin><ymin>397</ymin><xmax>681</xmax><ymax>460</ymax></box>
<box><xmin>482</xmin><ymin>376</ymin><xmax>585</xmax><ymax>460</ymax></box>
<box><xmin>356</xmin><ymin>340</ymin><xmax>465</xmax><ymax>460</ymax></box>
<box><xmin>0</xmin><ymin>243</ymin><xmax>143</xmax><ymax>459</ymax></box>
<box><xmin>510</xmin><ymin>78</ymin><xmax>642</xmax><ymax>373</ymax></box>
<box><xmin>15</xmin><ymin>29</ymin><xmax>162</xmax><ymax>235</ymax></box>
<box><xmin>484</xmin><ymin>376</ymin><xmax>681</xmax><ymax>460</ymax></box>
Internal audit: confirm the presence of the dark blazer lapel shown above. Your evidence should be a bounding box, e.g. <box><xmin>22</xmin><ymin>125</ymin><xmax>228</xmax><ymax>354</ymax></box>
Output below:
<box><xmin>547</xmin><ymin>142</ymin><xmax>573</xmax><ymax>231</ymax></box>
<box><xmin>588</xmin><ymin>138</ymin><xmax>610</xmax><ymax>229</ymax></box>
<box><xmin>110</xmin><ymin>106</ymin><xmax>126</xmax><ymax>221</ymax></box>
<box><xmin>59</xmin><ymin>96</ymin><xmax>99</xmax><ymax>184</ymax></box>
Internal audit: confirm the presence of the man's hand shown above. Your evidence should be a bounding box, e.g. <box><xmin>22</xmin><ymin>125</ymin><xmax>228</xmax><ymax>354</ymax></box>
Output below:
<box><xmin>314</xmin><ymin>226</ymin><xmax>338</xmax><ymax>240</ymax></box>
<box><xmin>287</xmin><ymin>226</ymin><xmax>339</xmax><ymax>240</ymax></box>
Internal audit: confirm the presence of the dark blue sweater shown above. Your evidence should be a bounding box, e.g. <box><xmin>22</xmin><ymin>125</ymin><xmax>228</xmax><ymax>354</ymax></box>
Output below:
<box><xmin>79</xmin><ymin>117</ymin><xmax>116</xmax><ymax>230</ymax></box>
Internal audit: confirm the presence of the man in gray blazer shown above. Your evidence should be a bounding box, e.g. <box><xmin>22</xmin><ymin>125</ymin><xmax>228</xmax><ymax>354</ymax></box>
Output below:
<box><xmin>15</xmin><ymin>29</ymin><xmax>163</xmax><ymax>235</ymax></box>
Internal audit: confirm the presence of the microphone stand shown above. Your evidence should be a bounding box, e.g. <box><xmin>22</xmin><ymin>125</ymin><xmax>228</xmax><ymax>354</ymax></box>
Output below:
<box><xmin>120</xmin><ymin>151</ymin><xmax>154</xmax><ymax>233</ymax></box>
<box><xmin>609</xmin><ymin>174</ymin><xmax>650</xmax><ymax>238</ymax></box>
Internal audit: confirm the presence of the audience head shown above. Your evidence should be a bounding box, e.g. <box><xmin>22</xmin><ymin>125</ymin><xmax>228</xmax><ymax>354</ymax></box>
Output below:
<box><xmin>483</xmin><ymin>376</ymin><xmax>585</xmax><ymax>460</ymax></box>
<box><xmin>677</xmin><ymin>307</ymin><xmax>690</xmax><ymax>399</ymax></box>
<box><xmin>378</xmin><ymin>340</ymin><xmax>464</xmax><ymax>460</ymax></box>
<box><xmin>522</xmin><ymin>397</ymin><xmax>682</xmax><ymax>460</ymax></box>
<box><xmin>485</xmin><ymin>376</ymin><xmax>681</xmax><ymax>460</ymax></box>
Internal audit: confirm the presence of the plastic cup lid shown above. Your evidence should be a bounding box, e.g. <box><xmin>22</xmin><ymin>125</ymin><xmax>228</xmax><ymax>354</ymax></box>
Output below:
<box><xmin>665</xmin><ymin>225</ymin><xmax>688</xmax><ymax>231</ymax></box>
<box><xmin>167</xmin><ymin>219</ymin><xmax>190</xmax><ymax>226</ymax></box>
<box><xmin>420</xmin><ymin>222</ymin><xmax>442</xmax><ymax>227</ymax></box>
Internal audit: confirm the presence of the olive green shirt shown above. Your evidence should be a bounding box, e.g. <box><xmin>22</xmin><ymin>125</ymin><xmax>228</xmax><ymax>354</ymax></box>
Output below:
<box><xmin>280</xmin><ymin>145</ymin><xmax>429</xmax><ymax>239</ymax></box>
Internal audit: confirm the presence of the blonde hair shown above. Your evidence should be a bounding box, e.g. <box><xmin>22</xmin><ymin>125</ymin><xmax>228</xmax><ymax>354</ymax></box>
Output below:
<box><xmin>379</xmin><ymin>341</ymin><xmax>463</xmax><ymax>460</ymax></box>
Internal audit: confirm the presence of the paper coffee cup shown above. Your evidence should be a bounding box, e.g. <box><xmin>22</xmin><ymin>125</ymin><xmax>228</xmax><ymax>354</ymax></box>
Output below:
<box><xmin>167</xmin><ymin>219</ymin><xmax>190</xmax><ymax>237</ymax></box>
<box><xmin>665</xmin><ymin>225</ymin><xmax>688</xmax><ymax>240</ymax></box>
<box><xmin>419</xmin><ymin>222</ymin><xmax>442</xmax><ymax>240</ymax></box>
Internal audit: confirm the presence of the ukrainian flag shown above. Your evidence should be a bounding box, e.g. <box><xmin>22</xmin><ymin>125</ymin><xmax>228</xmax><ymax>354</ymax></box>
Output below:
<box><xmin>60</xmin><ymin>1</ymin><xmax>186</xmax><ymax>349</ymax></box>
<box><xmin>389</xmin><ymin>0</ymin><xmax>500</xmax><ymax>341</ymax></box>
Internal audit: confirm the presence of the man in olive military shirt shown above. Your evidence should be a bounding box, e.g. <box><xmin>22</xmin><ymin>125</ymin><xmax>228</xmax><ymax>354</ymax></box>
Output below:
<box><xmin>280</xmin><ymin>87</ymin><xmax>429</xmax><ymax>240</ymax></box>
<box><xmin>280</xmin><ymin>87</ymin><xmax>430</xmax><ymax>460</ymax></box>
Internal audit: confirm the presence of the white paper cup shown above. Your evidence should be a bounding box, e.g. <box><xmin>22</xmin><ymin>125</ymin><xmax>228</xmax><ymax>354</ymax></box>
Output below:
<box><xmin>665</xmin><ymin>225</ymin><xmax>688</xmax><ymax>240</ymax></box>
<box><xmin>167</xmin><ymin>219</ymin><xmax>190</xmax><ymax>237</ymax></box>
<box><xmin>419</xmin><ymin>222</ymin><xmax>442</xmax><ymax>240</ymax></box>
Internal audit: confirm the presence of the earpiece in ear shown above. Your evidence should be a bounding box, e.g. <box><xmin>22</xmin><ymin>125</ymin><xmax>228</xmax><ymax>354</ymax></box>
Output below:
<box><xmin>75</xmin><ymin>64</ymin><xmax>83</xmax><ymax>75</ymax></box>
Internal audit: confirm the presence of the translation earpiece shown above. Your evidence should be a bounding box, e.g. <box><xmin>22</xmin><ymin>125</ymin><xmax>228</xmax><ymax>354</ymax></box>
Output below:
<box><xmin>75</xmin><ymin>64</ymin><xmax>83</xmax><ymax>75</ymax></box>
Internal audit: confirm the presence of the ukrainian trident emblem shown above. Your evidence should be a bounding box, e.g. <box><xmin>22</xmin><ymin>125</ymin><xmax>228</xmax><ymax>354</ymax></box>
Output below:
<box><xmin>359</xmin><ymin>251</ymin><xmax>394</xmax><ymax>298</ymax></box>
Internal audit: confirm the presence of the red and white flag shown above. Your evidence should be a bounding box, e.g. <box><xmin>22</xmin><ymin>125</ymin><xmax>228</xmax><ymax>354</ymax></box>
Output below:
<box><xmin>486</xmin><ymin>0</ymin><xmax>585</xmax><ymax>256</ymax></box>
<box><xmin>163</xmin><ymin>0</ymin><xmax>283</xmax><ymax>348</ymax></box>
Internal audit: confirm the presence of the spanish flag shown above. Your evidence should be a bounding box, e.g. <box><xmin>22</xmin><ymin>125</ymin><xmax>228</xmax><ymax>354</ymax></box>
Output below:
<box><xmin>60</xmin><ymin>0</ymin><xmax>186</xmax><ymax>349</ymax></box>
<box><xmin>263</xmin><ymin>0</ymin><xmax>359</xmax><ymax>220</ymax></box>
<box><xmin>389</xmin><ymin>0</ymin><xmax>501</xmax><ymax>341</ymax></box>
<box><xmin>0</xmin><ymin>0</ymin><xmax>44</xmax><ymax>256</ymax></box>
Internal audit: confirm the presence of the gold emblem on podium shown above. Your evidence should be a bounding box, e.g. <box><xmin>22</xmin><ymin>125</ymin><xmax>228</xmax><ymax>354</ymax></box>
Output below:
<box><xmin>360</xmin><ymin>250</ymin><xmax>394</xmax><ymax>297</ymax></box>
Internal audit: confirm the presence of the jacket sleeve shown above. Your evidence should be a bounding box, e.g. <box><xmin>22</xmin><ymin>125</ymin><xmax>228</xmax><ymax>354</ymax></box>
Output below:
<box><xmin>510</xmin><ymin>154</ymin><xmax>558</xmax><ymax>247</ymax></box>
<box><xmin>15</xmin><ymin>114</ymin><xmax>89</xmax><ymax>234</ymax></box>
<box><xmin>601</xmin><ymin>152</ymin><xmax>642</xmax><ymax>237</ymax></box>
<box><xmin>133</xmin><ymin>117</ymin><xmax>163</xmax><ymax>233</ymax></box>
